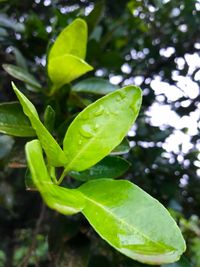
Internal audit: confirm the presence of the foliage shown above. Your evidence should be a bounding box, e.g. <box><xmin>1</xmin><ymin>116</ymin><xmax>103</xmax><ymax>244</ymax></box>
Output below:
<box><xmin>0</xmin><ymin>1</ymin><xmax>199</xmax><ymax>267</ymax></box>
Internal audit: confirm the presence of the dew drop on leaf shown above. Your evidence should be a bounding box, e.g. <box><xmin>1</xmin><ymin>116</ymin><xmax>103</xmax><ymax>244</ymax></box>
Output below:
<box><xmin>94</xmin><ymin>124</ymin><xmax>99</xmax><ymax>130</ymax></box>
<box><xmin>95</xmin><ymin>105</ymin><xmax>105</xmax><ymax>116</ymax></box>
<box><xmin>79</xmin><ymin>124</ymin><xmax>94</xmax><ymax>138</ymax></box>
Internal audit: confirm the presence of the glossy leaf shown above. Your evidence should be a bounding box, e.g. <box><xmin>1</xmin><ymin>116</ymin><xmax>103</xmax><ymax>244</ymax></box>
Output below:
<box><xmin>78</xmin><ymin>179</ymin><xmax>186</xmax><ymax>265</ymax></box>
<box><xmin>44</xmin><ymin>105</ymin><xmax>55</xmax><ymax>133</ymax></box>
<box><xmin>48</xmin><ymin>18</ymin><xmax>93</xmax><ymax>89</ymax></box>
<box><xmin>3</xmin><ymin>64</ymin><xmax>41</xmax><ymax>90</ymax></box>
<box><xmin>70</xmin><ymin>156</ymin><xmax>130</xmax><ymax>181</ymax></box>
<box><xmin>72</xmin><ymin>77</ymin><xmax>119</xmax><ymax>95</ymax></box>
<box><xmin>48</xmin><ymin>54</ymin><xmax>93</xmax><ymax>89</ymax></box>
<box><xmin>63</xmin><ymin>86</ymin><xmax>142</xmax><ymax>172</ymax></box>
<box><xmin>0</xmin><ymin>102</ymin><xmax>35</xmax><ymax>137</ymax></box>
<box><xmin>48</xmin><ymin>18</ymin><xmax>87</xmax><ymax>60</ymax></box>
<box><xmin>25</xmin><ymin>140</ymin><xmax>85</xmax><ymax>215</ymax></box>
<box><xmin>12</xmin><ymin>83</ymin><xmax>68</xmax><ymax>166</ymax></box>
<box><xmin>110</xmin><ymin>138</ymin><xmax>130</xmax><ymax>155</ymax></box>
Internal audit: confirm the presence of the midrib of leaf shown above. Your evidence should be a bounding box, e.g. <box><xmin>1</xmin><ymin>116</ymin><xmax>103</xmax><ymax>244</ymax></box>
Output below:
<box><xmin>63</xmin><ymin>116</ymin><xmax>123</xmax><ymax>172</ymax></box>
<box><xmin>81</xmin><ymin>193</ymin><xmax>176</xmax><ymax>253</ymax></box>
<box><xmin>63</xmin><ymin>106</ymin><xmax>138</xmax><ymax>174</ymax></box>
<box><xmin>0</xmin><ymin>122</ymin><xmax>32</xmax><ymax>128</ymax></box>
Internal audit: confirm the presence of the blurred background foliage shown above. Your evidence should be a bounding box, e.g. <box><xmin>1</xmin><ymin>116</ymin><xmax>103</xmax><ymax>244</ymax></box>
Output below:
<box><xmin>0</xmin><ymin>0</ymin><xmax>200</xmax><ymax>266</ymax></box>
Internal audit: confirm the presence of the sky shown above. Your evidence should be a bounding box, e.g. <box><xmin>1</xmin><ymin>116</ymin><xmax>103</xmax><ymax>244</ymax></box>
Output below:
<box><xmin>108</xmin><ymin>48</ymin><xmax>200</xmax><ymax>179</ymax></box>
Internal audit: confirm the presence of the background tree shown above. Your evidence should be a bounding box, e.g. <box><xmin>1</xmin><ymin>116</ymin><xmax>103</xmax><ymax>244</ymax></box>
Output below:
<box><xmin>0</xmin><ymin>0</ymin><xmax>199</xmax><ymax>266</ymax></box>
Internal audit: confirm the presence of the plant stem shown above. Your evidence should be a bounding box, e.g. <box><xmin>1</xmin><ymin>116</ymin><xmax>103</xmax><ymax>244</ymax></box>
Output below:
<box><xmin>19</xmin><ymin>203</ymin><xmax>46</xmax><ymax>267</ymax></box>
<box><xmin>49</xmin><ymin>166</ymin><xmax>57</xmax><ymax>184</ymax></box>
<box><xmin>57</xmin><ymin>169</ymin><xmax>67</xmax><ymax>185</ymax></box>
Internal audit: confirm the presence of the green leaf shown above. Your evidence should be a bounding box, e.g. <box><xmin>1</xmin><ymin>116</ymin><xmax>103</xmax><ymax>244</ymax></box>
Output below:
<box><xmin>110</xmin><ymin>138</ymin><xmax>130</xmax><ymax>155</ymax></box>
<box><xmin>78</xmin><ymin>179</ymin><xmax>186</xmax><ymax>265</ymax></box>
<box><xmin>0</xmin><ymin>14</ymin><xmax>25</xmax><ymax>32</ymax></box>
<box><xmin>0</xmin><ymin>102</ymin><xmax>35</xmax><ymax>137</ymax></box>
<box><xmin>63</xmin><ymin>86</ymin><xmax>142</xmax><ymax>172</ymax></box>
<box><xmin>3</xmin><ymin>64</ymin><xmax>41</xmax><ymax>91</ymax></box>
<box><xmin>12</xmin><ymin>83</ymin><xmax>68</xmax><ymax>166</ymax></box>
<box><xmin>0</xmin><ymin>27</ymin><xmax>8</xmax><ymax>37</ymax></box>
<box><xmin>48</xmin><ymin>18</ymin><xmax>93</xmax><ymax>89</ymax></box>
<box><xmin>49</xmin><ymin>18</ymin><xmax>87</xmax><ymax>60</ymax></box>
<box><xmin>13</xmin><ymin>47</ymin><xmax>28</xmax><ymax>70</ymax></box>
<box><xmin>48</xmin><ymin>54</ymin><xmax>93</xmax><ymax>89</ymax></box>
<box><xmin>44</xmin><ymin>105</ymin><xmax>55</xmax><ymax>133</ymax></box>
<box><xmin>72</xmin><ymin>77</ymin><xmax>119</xmax><ymax>95</ymax></box>
<box><xmin>25</xmin><ymin>139</ymin><xmax>85</xmax><ymax>215</ymax></box>
<box><xmin>70</xmin><ymin>156</ymin><xmax>130</xmax><ymax>181</ymax></box>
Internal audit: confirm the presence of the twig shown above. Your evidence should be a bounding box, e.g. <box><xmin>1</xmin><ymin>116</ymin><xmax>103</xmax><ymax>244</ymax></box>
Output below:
<box><xmin>18</xmin><ymin>202</ymin><xmax>46</xmax><ymax>267</ymax></box>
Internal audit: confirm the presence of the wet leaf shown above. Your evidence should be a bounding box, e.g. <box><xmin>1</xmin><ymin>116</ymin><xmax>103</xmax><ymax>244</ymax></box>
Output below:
<box><xmin>12</xmin><ymin>83</ymin><xmax>68</xmax><ymax>166</ymax></box>
<box><xmin>63</xmin><ymin>86</ymin><xmax>142</xmax><ymax>172</ymax></box>
<box><xmin>78</xmin><ymin>179</ymin><xmax>186</xmax><ymax>265</ymax></box>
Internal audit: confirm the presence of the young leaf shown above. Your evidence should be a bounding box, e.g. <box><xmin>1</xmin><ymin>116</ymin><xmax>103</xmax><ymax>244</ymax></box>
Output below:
<box><xmin>3</xmin><ymin>64</ymin><xmax>41</xmax><ymax>90</ymax></box>
<box><xmin>72</xmin><ymin>77</ymin><xmax>119</xmax><ymax>95</ymax></box>
<box><xmin>48</xmin><ymin>54</ymin><xmax>93</xmax><ymax>89</ymax></box>
<box><xmin>25</xmin><ymin>139</ymin><xmax>85</xmax><ymax>215</ymax></box>
<box><xmin>69</xmin><ymin>156</ymin><xmax>130</xmax><ymax>181</ymax></box>
<box><xmin>0</xmin><ymin>102</ymin><xmax>35</xmax><ymax>137</ymax></box>
<box><xmin>12</xmin><ymin>83</ymin><xmax>68</xmax><ymax>166</ymax></box>
<box><xmin>48</xmin><ymin>18</ymin><xmax>87</xmax><ymax>60</ymax></box>
<box><xmin>78</xmin><ymin>179</ymin><xmax>186</xmax><ymax>265</ymax></box>
<box><xmin>63</xmin><ymin>86</ymin><xmax>142</xmax><ymax>172</ymax></box>
<box><xmin>44</xmin><ymin>105</ymin><xmax>55</xmax><ymax>133</ymax></box>
<box><xmin>48</xmin><ymin>18</ymin><xmax>93</xmax><ymax>90</ymax></box>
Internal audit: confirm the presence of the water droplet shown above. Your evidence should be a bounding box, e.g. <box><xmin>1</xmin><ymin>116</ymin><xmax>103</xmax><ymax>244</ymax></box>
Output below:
<box><xmin>78</xmin><ymin>139</ymin><xmax>82</xmax><ymax>145</ymax></box>
<box><xmin>80</xmin><ymin>124</ymin><xmax>94</xmax><ymax>138</ymax></box>
<box><xmin>130</xmin><ymin>100</ymin><xmax>141</xmax><ymax>114</ymax></box>
<box><xmin>116</xmin><ymin>90</ymin><xmax>126</xmax><ymax>102</ymax></box>
<box><xmin>94</xmin><ymin>123</ymin><xmax>99</xmax><ymax>130</ymax></box>
<box><xmin>105</xmin><ymin>109</ymin><xmax>110</xmax><ymax>115</ymax></box>
<box><xmin>118</xmin><ymin>90</ymin><xmax>126</xmax><ymax>99</ymax></box>
<box><xmin>129</xmin><ymin>104</ymin><xmax>135</xmax><ymax>113</ymax></box>
<box><xmin>110</xmin><ymin>109</ymin><xmax>119</xmax><ymax>115</ymax></box>
<box><xmin>95</xmin><ymin>105</ymin><xmax>105</xmax><ymax>116</ymax></box>
<box><xmin>116</xmin><ymin>96</ymin><xmax>121</xmax><ymax>102</ymax></box>
<box><xmin>82</xmin><ymin>112</ymin><xmax>89</xmax><ymax>120</ymax></box>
